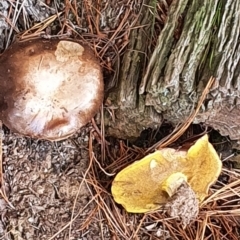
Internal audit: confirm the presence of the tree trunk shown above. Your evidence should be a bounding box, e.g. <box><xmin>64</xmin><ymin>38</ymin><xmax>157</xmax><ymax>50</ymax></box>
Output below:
<box><xmin>105</xmin><ymin>0</ymin><xmax>240</xmax><ymax>141</ymax></box>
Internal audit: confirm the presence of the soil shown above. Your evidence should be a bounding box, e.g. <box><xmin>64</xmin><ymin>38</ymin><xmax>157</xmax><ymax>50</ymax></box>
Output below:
<box><xmin>0</xmin><ymin>126</ymin><xmax>110</xmax><ymax>240</ymax></box>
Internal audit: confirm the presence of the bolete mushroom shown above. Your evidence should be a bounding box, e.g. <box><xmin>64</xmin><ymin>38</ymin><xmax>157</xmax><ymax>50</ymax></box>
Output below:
<box><xmin>111</xmin><ymin>134</ymin><xmax>222</xmax><ymax>213</ymax></box>
<box><xmin>0</xmin><ymin>38</ymin><xmax>103</xmax><ymax>141</ymax></box>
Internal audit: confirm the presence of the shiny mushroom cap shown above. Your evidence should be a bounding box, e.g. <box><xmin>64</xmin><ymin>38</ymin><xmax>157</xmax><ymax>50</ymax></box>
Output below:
<box><xmin>0</xmin><ymin>38</ymin><xmax>103</xmax><ymax>141</ymax></box>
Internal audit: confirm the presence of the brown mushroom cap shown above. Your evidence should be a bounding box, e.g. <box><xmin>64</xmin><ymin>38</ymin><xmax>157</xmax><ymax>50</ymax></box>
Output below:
<box><xmin>0</xmin><ymin>38</ymin><xmax>103</xmax><ymax>141</ymax></box>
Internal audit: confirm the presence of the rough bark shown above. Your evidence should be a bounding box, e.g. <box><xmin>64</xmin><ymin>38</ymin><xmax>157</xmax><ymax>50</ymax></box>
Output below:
<box><xmin>106</xmin><ymin>0</ymin><xmax>240</xmax><ymax>141</ymax></box>
<box><xmin>105</xmin><ymin>0</ymin><xmax>162</xmax><ymax>139</ymax></box>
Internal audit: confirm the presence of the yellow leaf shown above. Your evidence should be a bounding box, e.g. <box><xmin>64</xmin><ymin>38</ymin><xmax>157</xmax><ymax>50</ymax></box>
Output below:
<box><xmin>111</xmin><ymin>134</ymin><xmax>222</xmax><ymax>213</ymax></box>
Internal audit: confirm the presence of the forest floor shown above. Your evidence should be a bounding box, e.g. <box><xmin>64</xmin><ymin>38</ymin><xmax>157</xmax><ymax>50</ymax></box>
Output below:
<box><xmin>0</xmin><ymin>0</ymin><xmax>240</xmax><ymax>239</ymax></box>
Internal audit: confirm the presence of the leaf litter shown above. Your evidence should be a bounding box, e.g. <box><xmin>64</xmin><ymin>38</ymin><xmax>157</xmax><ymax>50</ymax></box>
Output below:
<box><xmin>0</xmin><ymin>0</ymin><xmax>240</xmax><ymax>239</ymax></box>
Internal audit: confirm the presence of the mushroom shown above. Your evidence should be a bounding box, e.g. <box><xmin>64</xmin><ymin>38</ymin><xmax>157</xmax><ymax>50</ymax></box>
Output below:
<box><xmin>0</xmin><ymin>38</ymin><xmax>103</xmax><ymax>141</ymax></box>
<box><xmin>111</xmin><ymin>134</ymin><xmax>222</xmax><ymax>213</ymax></box>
